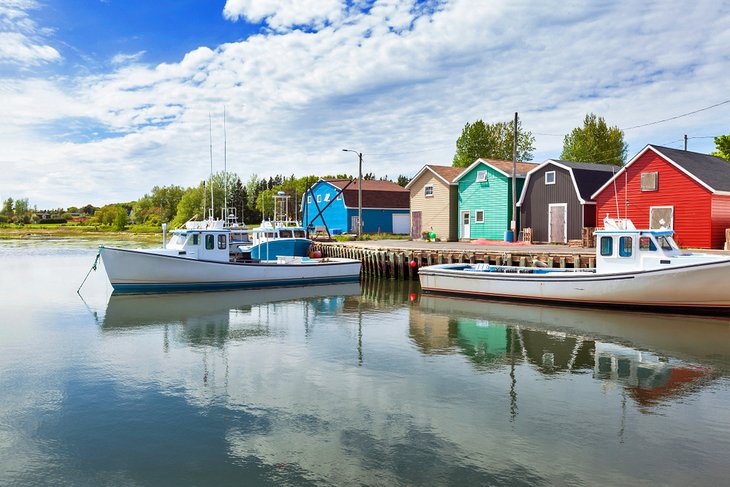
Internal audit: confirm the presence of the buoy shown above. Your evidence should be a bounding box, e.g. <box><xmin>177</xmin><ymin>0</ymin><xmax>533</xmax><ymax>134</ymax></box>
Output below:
<box><xmin>311</xmin><ymin>250</ymin><xmax>322</xmax><ymax>258</ymax></box>
<box><xmin>409</xmin><ymin>293</ymin><xmax>417</xmax><ymax>301</ymax></box>
<box><xmin>409</xmin><ymin>260</ymin><xmax>417</xmax><ymax>268</ymax></box>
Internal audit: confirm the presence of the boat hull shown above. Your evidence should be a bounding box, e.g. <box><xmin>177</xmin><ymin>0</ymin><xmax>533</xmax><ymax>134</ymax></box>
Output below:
<box><xmin>100</xmin><ymin>246</ymin><xmax>361</xmax><ymax>292</ymax></box>
<box><xmin>418</xmin><ymin>261</ymin><xmax>730</xmax><ymax>313</ymax></box>
<box><xmin>249</xmin><ymin>238</ymin><xmax>311</xmax><ymax>260</ymax></box>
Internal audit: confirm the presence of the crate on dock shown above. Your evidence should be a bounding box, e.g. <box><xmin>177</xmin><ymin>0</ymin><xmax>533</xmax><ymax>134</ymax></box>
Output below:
<box><xmin>522</xmin><ymin>227</ymin><xmax>532</xmax><ymax>243</ymax></box>
<box><xmin>582</xmin><ymin>227</ymin><xmax>596</xmax><ymax>248</ymax></box>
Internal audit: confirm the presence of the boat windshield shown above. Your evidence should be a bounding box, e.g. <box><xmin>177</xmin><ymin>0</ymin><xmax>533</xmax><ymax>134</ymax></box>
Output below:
<box><xmin>279</xmin><ymin>230</ymin><xmax>293</xmax><ymax>238</ymax></box>
<box><xmin>293</xmin><ymin>230</ymin><xmax>306</xmax><ymax>238</ymax></box>
<box><xmin>655</xmin><ymin>235</ymin><xmax>678</xmax><ymax>251</ymax></box>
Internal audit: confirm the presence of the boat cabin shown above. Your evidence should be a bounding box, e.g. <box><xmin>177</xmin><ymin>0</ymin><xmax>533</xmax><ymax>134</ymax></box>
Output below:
<box><xmin>594</xmin><ymin>220</ymin><xmax>684</xmax><ymax>273</ymax></box>
<box><xmin>166</xmin><ymin>229</ymin><xmax>231</xmax><ymax>262</ymax></box>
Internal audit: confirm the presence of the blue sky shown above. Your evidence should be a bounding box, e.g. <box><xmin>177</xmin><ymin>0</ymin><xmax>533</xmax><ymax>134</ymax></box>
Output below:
<box><xmin>1</xmin><ymin>0</ymin><xmax>729</xmax><ymax>208</ymax></box>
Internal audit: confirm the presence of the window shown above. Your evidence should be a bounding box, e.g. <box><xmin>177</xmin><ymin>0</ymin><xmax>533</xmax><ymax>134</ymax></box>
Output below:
<box><xmin>641</xmin><ymin>172</ymin><xmax>658</xmax><ymax>191</ymax></box>
<box><xmin>279</xmin><ymin>230</ymin><xmax>293</xmax><ymax>238</ymax></box>
<box><xmin>600</xmin><ymin>236</ymin><xmax>613</xmax><ymax>256</ymax></box>
<box><xmin>191</xmin><ymin>234</ymin><xmax>199</xmax><ymax>245</ymax></box>
<box><xmin>324</xmin><ymin>193</ymin><xmax>331</xmax><ymax>202</ymax></box>
<box><xmin>650</xmin><ymin>206</ymin><xmax>673</xmax><ymax>229</ymax></box>
<box><xmin>293</xmin><ymin>230</ymin><xmax>305</xmax><ymax>238</ymax></box>
<box><xmin>545</xmin><ymin>171</ymin><xmax>556</xmax><ymax>185</ymax></box>
<box><xmin>619</xmin><ymin>236</ymin><xmax>632</xmax><ymax>257</ymax></box>
<box><xmin>639</xmin><ymin>236</ymin><xmax>657</xmax><ymax>251</ymax></box>
<box><xmin>336</xmin><ymin>193</ymin><xmax>343</xmax><ymax>200</ymax></box>
<box><xmin>218</xmin><ymin>234</ymin><xmax>227</xmax><ymax>250</ymax></box>
<box><xmin>307</xmin><ymin>196</ymin><xmax>312</xmax><ymax>204</ymax></box>
<box><xmin>475</xmin><ymin>210</ymin><xmax>484</xmax><ymax>223</ymax></box>
<box><xmin>205</xmin><ymin>234</ymin><xmax>215</xmax><ymax>250</ymax></box>
<box><xmin>476</xmin><ymin>170</ymin><xmax>488</xmax><ymax>182</ymax></box>
<box><xmin>316</xmin><ymin>195</ymin><xmax>322</xmax><ymax>203</ymax></box>
<box><xmin>424</xmin><ymin>185</ymin><xmax>434</xmax><ymax>197</ymax></box>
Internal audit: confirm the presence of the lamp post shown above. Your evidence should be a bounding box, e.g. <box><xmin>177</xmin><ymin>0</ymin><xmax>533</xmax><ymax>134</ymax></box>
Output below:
<box><xmin>342</xmin><ymin>149</ymin><xmax>363</xmax><ymax>237</ymax></box>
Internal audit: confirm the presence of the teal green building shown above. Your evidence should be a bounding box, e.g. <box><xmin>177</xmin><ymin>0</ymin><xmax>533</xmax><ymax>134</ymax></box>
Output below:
<box><xmin>455</xmin><ymin>158</ymin><xmax>535</xmax><ymax>240</ymax></box>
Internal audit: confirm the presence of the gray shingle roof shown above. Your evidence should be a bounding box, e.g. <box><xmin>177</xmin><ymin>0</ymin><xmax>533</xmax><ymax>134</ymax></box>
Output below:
<box><xmin>650</xmin><ymin>145</ymin><xmax>730</xmax><ymax>192</ymax></box>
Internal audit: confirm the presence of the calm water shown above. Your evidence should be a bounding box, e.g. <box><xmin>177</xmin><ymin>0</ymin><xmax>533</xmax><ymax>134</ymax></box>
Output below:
<box><xmin>1</xmin><ymin>239</ymin><xmax>729</xmax><ymax>486</ymax></box>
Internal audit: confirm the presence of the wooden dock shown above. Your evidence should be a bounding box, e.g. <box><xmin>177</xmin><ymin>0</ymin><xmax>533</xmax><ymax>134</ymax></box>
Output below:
<box><xmin>311</xmin><ymin>241</ymin><xmax>596</xmax><ymax>280</ymax></box>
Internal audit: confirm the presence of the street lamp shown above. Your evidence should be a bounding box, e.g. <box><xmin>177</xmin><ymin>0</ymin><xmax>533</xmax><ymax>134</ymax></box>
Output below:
<box><xmin>342</xmin><ymin>149</ymin><xmax>363</xmax><ymax>237</ymax></box>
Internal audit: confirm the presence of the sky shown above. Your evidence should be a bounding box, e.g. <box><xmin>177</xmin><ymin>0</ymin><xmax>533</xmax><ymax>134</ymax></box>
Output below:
<box><xmin>1</xmin><ymin>0</ymin><xmax>729</xmax><ymax>209</ymax></box>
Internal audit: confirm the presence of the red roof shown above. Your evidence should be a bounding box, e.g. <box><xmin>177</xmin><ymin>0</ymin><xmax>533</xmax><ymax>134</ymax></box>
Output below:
<box><xmin>323</xmin><ymin>179</ymin><xmax>409</xmax><ymax>209</ymax></box>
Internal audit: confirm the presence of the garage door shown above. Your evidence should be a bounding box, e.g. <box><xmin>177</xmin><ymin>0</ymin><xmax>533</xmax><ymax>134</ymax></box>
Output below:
<box><xmin>392</xmin><ymin>213</ymin><xmax>409</xmax><ymax>234</ymax></box>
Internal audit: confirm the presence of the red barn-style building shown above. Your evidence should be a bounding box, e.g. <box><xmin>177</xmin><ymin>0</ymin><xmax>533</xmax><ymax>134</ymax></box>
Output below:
<box><xmin>592</xmin><ymin>145</ymin><xmax>730</xmax><ymax>249</ymax></box>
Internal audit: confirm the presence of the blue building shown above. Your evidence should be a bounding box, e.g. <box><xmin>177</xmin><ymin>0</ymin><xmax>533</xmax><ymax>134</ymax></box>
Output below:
<box><xmin>302</xmin><ymin>179</ymin><xmax>410</xmax><ymax>235</ymax></box>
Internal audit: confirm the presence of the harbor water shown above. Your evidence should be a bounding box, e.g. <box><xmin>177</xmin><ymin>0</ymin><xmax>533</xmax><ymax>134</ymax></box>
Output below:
<box><xmin>1</xmin><ymin>239</ymin><xmax>729</xmax><ymax>486</ymax></box>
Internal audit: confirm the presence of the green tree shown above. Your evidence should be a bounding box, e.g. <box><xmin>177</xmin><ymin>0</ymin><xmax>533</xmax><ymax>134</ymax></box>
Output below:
<box><xmin>132</xmin><ymin>185</ymin><xmax>185</xmax><ymax>224</ymax></box>
<box><xmin>112</xmin><ymin>207</ymin><xmax>128</xmax><ymax>230</ymax></box>
<box><xmin>452</xmin><ymin>119</ymin><xmax>535</xmax><ymax>168</ymax></box>
<box><xmin>561</xmin><ymin>113</ymin><xmax>627</xmax><ymax>166</ymax></box>
<box><xmin>2</xmin><ymin>197</ymin><xmax>14</xmax><ymax>218</ymax></box>
<box><xmin>712</xmin><ymin>134</ymin><xmax>730</xmax><ymax>161</ymax></box>
<box><xmin>173</xmin><ymin>183</ymin><xmax>206</xmax><ymax>227</ymax></box>
<box><xmin>396</xmin><ymin>175</ymin><xmax>410</xmax><ymax>187</ymax></box>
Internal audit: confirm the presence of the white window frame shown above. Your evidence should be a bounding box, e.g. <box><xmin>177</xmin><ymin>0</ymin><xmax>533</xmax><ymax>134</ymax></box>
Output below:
<box><xmin>545</xmin><ymin>171</ymin><xmax>556</xmax><ymax>185</ymax></box>
<box><xmin>324</xmin><ymin>193</ymin><xmax>331</xmax><ymax>202</ymax></box>
<box><xmin>650</xmin><ymin>206</ymin><xmax>674</xmax><ymax>229</ymax></box>
<box><xmin>307</xmin><ymin>196</ymin><xmax>312</xmax><ymax>204</ymax></box>
<box><xmin>336</xmin><ymin>194</ymin><xmax>343</xmax><ymax>201</ymax></box>
<box><xmin>475</xmin><ymin>210</ymin><xmax>485</xmax><ymax>223</ymax></box>
<box><xmin>476</xmin><ymin>170</ymin><xmax>488</xmax><ymax>182</ymax></box>
<box><xmin>316</xmin><ymin>195</ymin><xmax>321</xmax><ymax>203</ymax></box>
<box><xmin>424</xmin><ymin>185</ymin><xmax>434</xmax><ymax>197</ymax></box>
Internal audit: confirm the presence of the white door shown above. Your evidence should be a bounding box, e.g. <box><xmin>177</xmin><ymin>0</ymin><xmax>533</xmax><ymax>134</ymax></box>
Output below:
<box><xmin>460</xmin><ymin>210</ymin><xmax>470</xmax><ymax>240</ymax></box>
<box><xmin>392</xmin><ymin>213</ymin><xmax>409</xmax><ymax>234</ymax></box>
<box><xmin>548</xmin><ymin>204</ymin><xmax>567</xmax><ymax>243</ymax></box>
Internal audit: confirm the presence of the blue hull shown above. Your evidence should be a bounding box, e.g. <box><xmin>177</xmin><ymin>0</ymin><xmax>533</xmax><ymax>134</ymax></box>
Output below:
<box><xmin>250</xmin><ymin>238</ymin><xmax>312</xmax><ymax>260</ymax></box>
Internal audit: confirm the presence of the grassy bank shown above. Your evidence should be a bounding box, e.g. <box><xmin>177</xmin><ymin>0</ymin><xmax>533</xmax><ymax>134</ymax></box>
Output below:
<box><xmin>0</xmin><ymin>224</ymin><xmax>161</xmax><ymax>242</ymax></box>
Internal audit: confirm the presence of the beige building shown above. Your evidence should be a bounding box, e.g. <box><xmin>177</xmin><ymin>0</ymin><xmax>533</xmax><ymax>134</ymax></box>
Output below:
<box><xmin>406</xmin><ymin>165</ymin><xmax>464</xmax><ymax>241</ymax></box>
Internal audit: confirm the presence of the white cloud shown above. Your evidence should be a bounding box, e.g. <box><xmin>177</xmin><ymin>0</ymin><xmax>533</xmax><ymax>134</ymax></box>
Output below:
<box><xmin>0</xmin><ymin>0</ymin><xmax>60</xmax><ymax>66</ymax></box>
<box><xmin>2</xmin><ymin>0</ymin><xmax>730</xmax><ymax>208</ymax></box>
<box><xmin>223</xmin><ymin>0</ymin><xmax>345</xmax><ymax>31</ymax></box>
<box><xmin>110</xmin><ymin>51</ymin><xmax>146</xmax><ymax>66</ymax></box>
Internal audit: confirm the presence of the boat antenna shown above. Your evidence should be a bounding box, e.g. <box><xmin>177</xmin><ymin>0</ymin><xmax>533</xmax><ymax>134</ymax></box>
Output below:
<box><xmin>613</xmin><ymin>167</ymin><xmax>620</xmax><ymax>220</ymax></box>
<box><xmin>209</xmin><ymin>113</ymin><xmax>214</xmax><ymax>221</ymax></box>
<box><xmin>223</xmin><ymin>106</ymin><xmax>227</xmax><ymax>222</ymax></box>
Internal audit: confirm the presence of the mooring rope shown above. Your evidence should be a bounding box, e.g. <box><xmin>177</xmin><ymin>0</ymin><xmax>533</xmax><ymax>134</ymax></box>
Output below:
<box><xmin>77</xmin><ymin>247</ymin><xmax>102</xmax><ymax>294</ymax></box>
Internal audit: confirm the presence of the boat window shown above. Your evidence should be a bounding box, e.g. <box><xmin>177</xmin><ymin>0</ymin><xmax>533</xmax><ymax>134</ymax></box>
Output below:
<box><xmin>600</xmin><ymin>236</ymin><xmax>613</xmax><ymax>256</ymax></box>
<box><xmin>205</xmin><ymin>234</ymin><xmax>214</xmax><ymax>250</ymax></box>
<box><xmin>191</xmin><ymin>234</ymin><xmax>199</xmax><ymax>245</ymax></box>
<box><xmin>639</xmin><ymin>236</ymin><xmax>657</xmax><ymax>251</ymax></box>
<box><xmin>266</xmin><ymin>232</ymin><xmax>276</xmax><ymax>239</ymax></box>
<box><xmin>218</xmin><ymin>234</ymin><xmax>227</xmax><ymax>249</ymax></box>
<box><xmin>656</xmin><ymin>235</ymin><xmax>676</xmax><ymax>251</ymax></box>
<box><xmin>619</xmin><ymin>236</ymin><xmax>633</xmax><ymax>257</ymax></box>
<box><xmin>279</xmin><ymin>230</ymin><xmax>293</xmax><ymax>238</ymax></box>
<box><xmin>294</xmin><ymin>230</ymin><xmax>305</xmax><ymax>238</ymax></box>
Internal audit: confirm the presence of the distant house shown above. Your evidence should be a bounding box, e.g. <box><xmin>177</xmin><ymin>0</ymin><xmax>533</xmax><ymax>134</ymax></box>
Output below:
<box><xmin>455</xmin><ymin>158</ymin><xmax>536</xmax><ymax>240</ymax></box>
<box><xmin>592</xmin><ymin>145</ymin><xmax>730</xmax><ymax>249</ymax></box>
<box><xmin>517</xmin><ymin>160</ymin><xmax>616</xmax><ymax>243</ymax></box>
<box><xmin>302</xmin><ymin>179</ymin><xmax>410</xmax><ymax>234</ymax></box>
<box><xmin>406</xmin><ymin>164</ymin><xmax>464</xmax><ymax>241</ymax></box>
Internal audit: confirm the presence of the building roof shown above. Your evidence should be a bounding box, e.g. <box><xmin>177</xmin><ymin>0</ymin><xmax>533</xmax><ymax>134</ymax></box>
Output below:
<box><xmin>517</xmin><ymin>159</ymin><xmax>617</xmax><ymax>206</ymax></box>
<box><xmin>454</xmin><ymin>158</ymin><xmax>538</xmax><ymax>182</ymax></box>
<box><xmin>321</xmin><ymin>178</ymin><xmax>410</xmax><ymax>209</ymax></box>
<box><xmin>405</xmin><ymin>164</ymin><xmax>464</xmax><ymax>189</ymax></box>
<box><xmin>591</xmin><ymin>145</ymin><xmax>730</xmax><ymax>199</ymax></box>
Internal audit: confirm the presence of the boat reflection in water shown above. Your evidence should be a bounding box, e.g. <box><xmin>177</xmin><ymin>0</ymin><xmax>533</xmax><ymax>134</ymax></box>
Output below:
<box><xmin>103</xmin><ymin>283</ymin><xmax>361</xmax><ymax>346</ymax></box>
<box><xmin>415</xmin><ymin>294</ymin><xmax>729</xmax><ymax>408</ymax></box>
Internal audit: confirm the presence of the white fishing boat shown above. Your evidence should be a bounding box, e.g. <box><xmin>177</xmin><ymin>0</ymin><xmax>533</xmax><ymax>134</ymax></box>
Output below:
<box><xmin>418</xmin><ymin>218</ymin><xmax>730</xmax><ymax>313</ymax></box>
<box><xmin>99</xmin><ymin>224</ymin><xmax>360</xmax><ymax>292</ymax></box>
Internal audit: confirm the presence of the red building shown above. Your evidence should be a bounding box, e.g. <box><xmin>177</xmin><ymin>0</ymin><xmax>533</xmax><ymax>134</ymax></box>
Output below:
<box><xmin>592</xmin><ymin>145</ymin><xmax>730</xmax><ymax>249</ymax></box>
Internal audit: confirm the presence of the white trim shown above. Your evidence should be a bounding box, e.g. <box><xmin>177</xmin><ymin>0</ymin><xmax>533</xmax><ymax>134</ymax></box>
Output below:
<box><xmin>424</xmin><ymin>184</ymin><xmax>434</xmax><ymax>197</ymax></box>
<box><xmin>518</xmin><ymin>159</ymin><xmax>616</xmax><ymax>206</ymax></box>
<box><xmin>545</xmin><ymin>170</ymin><xmax>556</xmax><ymax>185</ymax></box>
<box><xmin>454</xmin><ymin>158</ymin><xmax>512</xmax><ymax>182</ymax></box>
<box><xmin>475</xmin><ymin>209</ymin><xmax>485</xmax><ymax>223</ymax></box>
<box><xmin>548</xmin><ymin>203</ymin><xmax>568</xmax><ymax>244</ymax></box>
<box><xmin>475</xmin><ymin>170</ymin><xmax>488</xmax><ymax>182</ymax></box>
<box><xmin>591</xmin><ymin>145</ymin><xmax>717</xmax><ymax>200</ymax></box>
<box><xmin>649</xmin><ymin>205</ymin><xmax>674</xmax><ymax>229</ymax></box>
<box><xmin>405</xmin><ymin>165</ymin><xmax>461</xmax><ymax>189</ymax></box>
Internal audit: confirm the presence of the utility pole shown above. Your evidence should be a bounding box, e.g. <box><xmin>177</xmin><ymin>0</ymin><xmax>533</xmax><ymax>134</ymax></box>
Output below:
<box><xmin>511</xmin><ymin>112</ymin><xmax>518</xmax><ymax>240</ymax></box>
<box><xmin>342</xmin><ymin>149</ymin><xmax>363</xmax><ymax>237</ymax></box>
<box><xmin>684</xmin><ymin>134</ymin><xmax>688</xmax><ymax>151</ymax></box>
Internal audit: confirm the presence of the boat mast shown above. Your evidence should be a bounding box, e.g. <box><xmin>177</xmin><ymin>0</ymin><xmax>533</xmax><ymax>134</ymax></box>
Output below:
<box><xmin>209</xmin><ymin>113</ymin><xmax>214</xmax><ymax>220</ymax></box>
<box><xmin>223</xmin><ymin>106</ymin><xmax>228</xmax><ymax>222</ymax></box>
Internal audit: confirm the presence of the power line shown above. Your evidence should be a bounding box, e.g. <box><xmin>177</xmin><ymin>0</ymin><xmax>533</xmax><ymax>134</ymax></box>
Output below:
<box><xmin>623</xmin><ymin>100</ymin><xmax>730</xmax><ymax>130</ymax></box>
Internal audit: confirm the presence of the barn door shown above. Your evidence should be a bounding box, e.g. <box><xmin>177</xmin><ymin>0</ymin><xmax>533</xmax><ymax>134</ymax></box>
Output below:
<box><xmin>549</xmin><ymin>204</ymin><xmax>567</xmax><ymax>243</ymax></box>
<box><xmin>650</xmin><ymin>206</ymin><xmax>674</xmax><ymax>229</ymax></box>
<box><xmin>411</xmin><ymin>211</ymin><xmax>422</xmax><ymax>239</ymax></box>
